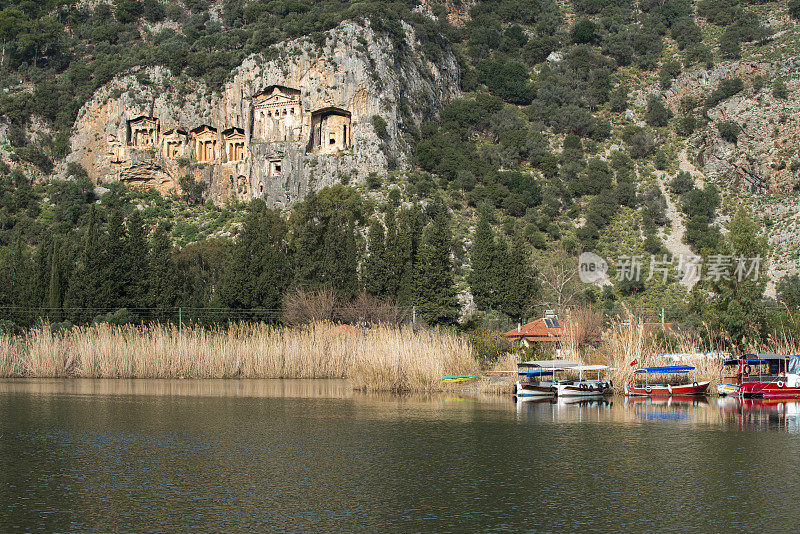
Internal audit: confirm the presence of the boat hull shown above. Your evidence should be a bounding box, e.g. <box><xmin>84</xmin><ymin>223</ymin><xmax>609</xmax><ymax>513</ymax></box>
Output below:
<box><xmin>716</xmin><ymin>383</ymin><xmax>739</xmax><ymax>396</ymax></box>
<box><xmin>555</xmin><ymin>382</ymin><xmax>612</xmax><ymax>397</ymax></box>
<box><xmin>740</xmin><ymin>382</ymin><xmax>800</xmax><ymax>399</ymax></box>
<box><xmin>624</xmin><ymin>381</ymin><xmax>710</xmax><ymax>396</ymax></box>
<box><xmin>515</xmin><ymin>381</ymin><xmax>555</xmax><ymax>399</ymax></box>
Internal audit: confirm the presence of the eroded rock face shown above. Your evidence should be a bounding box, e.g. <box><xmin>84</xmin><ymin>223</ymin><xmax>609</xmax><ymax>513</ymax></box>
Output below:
<box><xmin>664</xmin><ymin>59</ymin><xmax>800</xmax><ymax>193</ymax></box>
<box><xmin>66</xmin><ymin>20</ymin><xmax>460</xmax><ymax>206</ymax></box>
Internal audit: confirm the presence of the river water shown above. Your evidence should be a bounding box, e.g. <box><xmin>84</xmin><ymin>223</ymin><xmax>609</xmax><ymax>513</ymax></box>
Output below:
<box><xmin>1</xmin><ymin>379</ymin><xmax>798</xmax><ymax>533</ymax></box>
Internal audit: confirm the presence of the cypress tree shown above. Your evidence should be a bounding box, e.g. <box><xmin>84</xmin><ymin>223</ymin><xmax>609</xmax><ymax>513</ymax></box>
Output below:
<box><xmin>47</xmin><ymin>240</ymin><xmax>62</xmax><ymax>322</ymax></box>
<box><xmin>321</xmin><ymin>212</ymin><xmax>358</xmax><ymax>299</ymax></box>
<box><xmin>362</xmin><ymin>217</ymin><xmax>388</xmax><ymax>297</ymax></box>
<box><xmin>290</xmin><ymin>192</ymin><xmax>326</xmax><ymax>288</ymax></box>
<box><xmin>125</xmin><ymin>210</ymin><xmax>149</xmax><ymax>309</ymax></box>
<box><xmin>33</xmin><ymin>235</ymin><xmax>52</xmax><ymax>308</ymax></box>
<box><xmin>217</xmin><ymin>200</ymin><xmax>292</xmax><ymax>320</ymax></box>
<box><xmin>66</xmin><ymin>204</ymin><xmax>102</xmax><ymax>324</ymax></box>
<box><xmin>496</xmin><ymin>233</ymin><xmax>536</xmax><ymax>320</ymax></box>
<box><xmin>467</xmin><ymin>211</ymin><xmax>497</xmax><ymax>311</ymax></box>
<box><xmin>147</xmin><ymin>224</ymin><xmax>180</xmax><ymax>320</ymax></box>
<box><xmin>100</xmin><ymin>210</ymin><xmax>128</xmax><ymax>310</ymax></box>
<box><xmin>397</xmin><ymin>205</ymin><xmax>424</xmax><ymax>305</ymax></box>
<box><xmin>8</xmin><ymin>233</ymin><xmax>33</xmax><ymax>326</ymax></box>
<box><xmin>414</xmin><ymin>211</ymin><xmax>459</xmax><ymax>325</ymax></box>
<box><xmin>383</xmin><ymin>205</ymin><xmax>402</xmax><ymax>300</ymax></box>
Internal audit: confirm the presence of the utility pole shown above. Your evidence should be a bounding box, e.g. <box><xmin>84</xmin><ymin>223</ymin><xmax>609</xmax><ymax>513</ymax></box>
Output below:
<box><xmin>179</xmin><ymin>307</ymin><xmax>182</xmax><ymax>336</ymax></box>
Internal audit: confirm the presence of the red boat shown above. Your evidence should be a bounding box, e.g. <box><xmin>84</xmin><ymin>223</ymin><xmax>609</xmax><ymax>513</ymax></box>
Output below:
<box><xmin>725</xmin><ymin>355</ymin><xmax>800</xmax><ymax>398</ymax></box>
<box><xmin>624</xmin><ymin>365</ymin><xmax>710</xmax><ymax>396</ymax></box>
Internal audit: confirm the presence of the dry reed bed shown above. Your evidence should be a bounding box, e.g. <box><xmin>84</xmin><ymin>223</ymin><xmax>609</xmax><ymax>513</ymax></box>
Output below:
<box><xmin>0</xmin><ymin>323</ymin><xmax>478</xmax><ymax>392</ymax></box>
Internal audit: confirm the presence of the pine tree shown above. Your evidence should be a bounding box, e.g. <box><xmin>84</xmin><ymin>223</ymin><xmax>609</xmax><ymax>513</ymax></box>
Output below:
<box><xmin>468</xmin><ymin>212</ymin><xmax>497</xmax><ymax>311</ymax></box>
<box><xmin>414</xmin><ymin>211</ymin><xmax>459</xmax><ymax>325</ymax></box>
<box><xmin>362</xmin><ymin>217</ymin><xmax>388</xmax><ymax>297</ymax></box>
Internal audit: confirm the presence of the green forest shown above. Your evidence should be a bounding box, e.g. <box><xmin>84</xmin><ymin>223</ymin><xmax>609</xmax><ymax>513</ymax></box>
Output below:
<box><xmin>1</xmin><ymin>0</ymin><xmax>799</xmax><ymax>348</ymax></box>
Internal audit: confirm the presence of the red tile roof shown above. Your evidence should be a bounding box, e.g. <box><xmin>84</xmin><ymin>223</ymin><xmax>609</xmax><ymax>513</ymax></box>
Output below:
<box><xmin>504</xmin><ymin>317</ymin><xmax>568</xmax><ymax>343</ymax></box>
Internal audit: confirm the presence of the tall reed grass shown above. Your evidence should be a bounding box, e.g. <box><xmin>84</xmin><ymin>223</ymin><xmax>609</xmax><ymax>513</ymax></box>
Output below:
<box><xmin>0</xmin><ymin>323</ymin><xmax>477</xmax><ymax>392</ymax></box>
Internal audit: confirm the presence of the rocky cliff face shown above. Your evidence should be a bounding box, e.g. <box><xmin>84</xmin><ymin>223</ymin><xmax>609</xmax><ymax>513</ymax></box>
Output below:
<box><xmin>66</xmin><ymin>20</ymin><xmax>460</xmax><ymax>206</ymax></box>
<box><xmin>663</xmin><ymin>58</ymin><xmax>800</xmax><ymax>194</ymax></box>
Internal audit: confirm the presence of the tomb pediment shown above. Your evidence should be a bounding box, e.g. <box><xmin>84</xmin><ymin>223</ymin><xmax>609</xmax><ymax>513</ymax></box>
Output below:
<box><xmin>191</xmin><ymin>125</ymin><xmax>217</xmax><ymax>139</ymax></box>
<box><xmin>252</xmin><ymin>85</ymin><xmax>301</xmax><ymax>107</ymax></box>
<box><xmin>163</xmin><ymin>128</ymin><xmax>187</xmax><ymax>138</ymax></box>
<box><xmin>222</xmin><ymin>127</ymin><xmax>246</xmax><ymax>140</ymax></box>
<box><xmin>129</xmin><ymin>115</ymin><xmax>159</xmax><ymax>127</ymax></box>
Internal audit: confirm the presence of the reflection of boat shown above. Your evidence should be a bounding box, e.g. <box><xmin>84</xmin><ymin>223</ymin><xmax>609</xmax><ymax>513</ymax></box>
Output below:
<box><xmin>441</xmin><ymin>375</ymin><xmax>478</xmax><ymax>383</ymax></box>
<box><xmin>737</xmin><ymin>355</ymin><xmax>800</xmax><ymax>399</ymax></box>
<box><xmin>625</xmin><ymin>395</ymin><xmax>708</xmax><ymax>406</ymax></box>
<box><xmin>514</xmin><ymin>360</ymin><xmax>579</xmax><ymax>400</ymax></box>
<box><xmin>624</xmin><ymin>365</ymin><xmax>709</xmax><ymax>396</ymax></box>
<box><xmin>553</xmin><ymin>365</ymin><xmax>613</xmax><ymax>397</ymax></box>
<box><xmin>719</xmin><ymin>397</ymin><xmax>800</xmax><ymax>432</ymax></box>
<box><xmin>555</xmin><ymin>397</ymin><xmax>611</xmax><ymax>407</ymax></box>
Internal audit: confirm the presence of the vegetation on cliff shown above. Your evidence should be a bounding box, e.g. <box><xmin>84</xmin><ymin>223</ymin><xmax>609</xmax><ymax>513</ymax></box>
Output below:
<box><xmin>1</xmin><ymin>0</ymin><xmax>800</xmax><ymax>352</ymax></box>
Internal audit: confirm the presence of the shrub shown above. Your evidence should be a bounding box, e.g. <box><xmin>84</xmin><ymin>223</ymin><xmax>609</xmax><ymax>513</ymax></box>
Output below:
<box><xmin>571</xmin><ymin>18</ymin><xmax>598</xmax><ymax>44</ymax></box>
<box><xmin>675</xmin><ymin>115</ymin><xmax>699</xmax><ymax>137</ymax></box>
<box><xmin>670</xmin><ymin>171</ymin><xmax>694</xmax><ymax>195</ymax></box>
<box><xmin>655</xmin><ymin>148</ymin><xmax>669</xmax><ymax>170</ymax></box>
<box><xmin>718</xmin><ymin>120</ymin><xmax>739</xmax><ymax>143</ymax></box>
<box><xmin>645</xmin><ymin>96</ymin><xmax>671</xmax><ymax>127</ymax></box>
<box><xmin>659</xmin><ymin>59</ymin><xmax>682</xmax><ymax>89</ymax></box>
<box><xmin>366</xmin><ymin>173</ymin><xmax>382</xmax><ymax>189</ymax></box>
<box><xmin>477</xmin><ymin>59</ymin><xmax>535</xmax><ymax>105</ymax></box>
<box><xmin>791</xmin><ymin>0</ymin><xmax>800</xmax><ymax>20</ymax></box>
<box><xmin>705</xmin><ymin>77</ymin><xmax>743</xmax><ymax>108</ymax></box>
<box><xmin>610</xmin><ymin>84</ymin><xmax>628</xmax><ymax>112</ymax></box>
<box><xmin>773</xmin><ymin>80</ymin><xmax>789</xmax><ymax>99</ymax></box>
<box><xmin>719</xmin><ymin>29</ymin><xmax>742</xmax><ymax>60</ymax></box>
<box><xmin>629</xmin><ymin>129</ymin><xmax>655</xmax><ymax>158</ymax></box>
<box><xmin>371</xmin><ymin>115</ymin><xmax>388</xmax><ymax>139</ymax></box>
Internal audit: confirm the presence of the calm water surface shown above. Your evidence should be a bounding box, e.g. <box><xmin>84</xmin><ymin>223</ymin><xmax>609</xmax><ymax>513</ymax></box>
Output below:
<box><xmin>1</xmin><ymin>379</ymin><xmax>798</xmax><ymax>533</ymax></box>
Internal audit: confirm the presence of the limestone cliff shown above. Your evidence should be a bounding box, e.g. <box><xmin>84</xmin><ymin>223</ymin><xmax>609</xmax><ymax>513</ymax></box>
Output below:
<box><xmin>663</xmin><ymin>58</ymin><xmax>800</xmax><ymax>194</ymax></box>
<box><xmin>66</xmin><ymin>20</ymin><xmax>460</xmax><ymax>206</ymax></box>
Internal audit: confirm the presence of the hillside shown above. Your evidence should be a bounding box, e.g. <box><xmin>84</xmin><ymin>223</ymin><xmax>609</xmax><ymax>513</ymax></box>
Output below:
<box><xmin>0</xmin><ymin>0</ymin><xmax>799</xmax><ymax>346</ymax></box>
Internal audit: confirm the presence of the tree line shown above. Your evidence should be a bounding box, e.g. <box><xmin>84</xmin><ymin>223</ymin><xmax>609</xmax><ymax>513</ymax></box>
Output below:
<box><xmin>0</xmin><ymin>185</ymin><xmax>483</xmax><ymax>329</ymax></box>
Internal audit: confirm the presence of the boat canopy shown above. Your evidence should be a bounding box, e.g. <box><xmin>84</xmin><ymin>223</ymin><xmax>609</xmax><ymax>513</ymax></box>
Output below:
<box><xmin>517</xmin><ymin>360</ymin><xmax>580</xmax><ymax>368</ymax></box>
<box><xmin>574</xmin><ymin>364</ymin><xmax>609</xmax><ymax>371</ymax></box>
<box><xmin>634</xmin><ymin>365</ymin><xmax>695</xmax><ymax>374</ymax></box>
<box><xmin>722</xmin><ymin>358</ymin><xmax>768</xmax><ymax>366</ymax></box>
<box><xmin>518</xmin><ymin>370</ymin><xmax>555</xmax><ymax>377</ymax></box>
<box><xmin>743</xmin><ymin>353</ymin><xmax>799</xmax><ymax>360</ymax></box>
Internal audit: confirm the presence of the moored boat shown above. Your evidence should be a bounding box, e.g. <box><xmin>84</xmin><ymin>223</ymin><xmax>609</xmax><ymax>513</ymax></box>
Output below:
<box><xmin>737</xmin><ymin>355</ymin><xmax>800</xmax><ymax>398</ymax></box>
<box><xmin>514</xmin><ymin>360</ymin><xmax>579</xmax><ymax>400</ymax></box>
<box><xmin>624</xmin><ymin>365</ymin><xmax>709</xmax><ymax>396</ymax></box>
<box><xmin>553</xmin><ymin>364</ymin><xmax>613</xmax><ymax>397</ymax></box>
